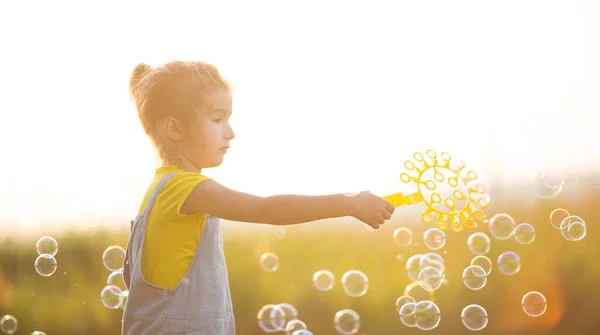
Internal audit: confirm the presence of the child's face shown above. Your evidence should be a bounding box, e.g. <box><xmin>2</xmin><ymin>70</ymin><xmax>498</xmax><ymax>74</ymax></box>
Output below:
<box><xmin>183</xmin><ymin>91</ymin><xmax>235</xmax><ymax>169</ymax></box>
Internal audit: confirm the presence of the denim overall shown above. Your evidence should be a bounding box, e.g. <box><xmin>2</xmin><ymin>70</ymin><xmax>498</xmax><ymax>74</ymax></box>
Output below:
<box><xmin>122</xmin><ymin>172</ymin><xmax>235</xmax><ymax>334</ymax></box>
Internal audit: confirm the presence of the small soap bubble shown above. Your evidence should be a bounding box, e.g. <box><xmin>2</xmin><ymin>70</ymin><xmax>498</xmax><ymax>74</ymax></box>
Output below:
<box><xmin>418</xmin><ymin>267</ymin><xmax>443</xmax><ymax>291</ymax></box>
<box><xmin>461</xmin><ymin>304</ymin><xmax>488</xmax><ymax>331</ymax></box>
<box><xmin>30</xmin><ymin>332</ymin><xmax>46</xmax><ymax>335</ymax></box>
<box><xmin>102</xmin><ymin>246</ymin><xmax>126</xmax><ymax>272</ymax></box>
<box><xmin>404</xmin><ymin>281</ymin><xmax>434</xmax><ymax>302</ymax></box>
<box><xmin>423</xmin><ymin>228</ymin><xmax>446</xmax><ymax>250</ymax></box>
<box><xmin>522</xmin><ymin>291</ymin><xmax>547</xmax><ymax>317</ymax></box>
<box><xmin>419</xmin><ymin>253</ymin><xmax>445</xmax><ymax>273</ymax></box>
<box><xmin>396</xmin><ymin>295</ymin><xmax>416</xmax><ymax>314</ymax></box>
<box><xmin>35</xmin><ymin>254</ymin><xmax>57</xmax><ymax>277</ymax></box>
<box><xmin>514</xmin><ymin>223</ymin><xmax>536</xmax><ymax>244</ymax></box>
<box><xmin>563</xmin><ymin>172</ymin><xmax>579</xmax><ymax>187</ymax></box>
<box><xmin>489</xmin><ymin>213</ymin><xmax>516</xmax><ymax>240</ymax></box>
<box><xmin>532</xmin><ymin>171</ymin><xmax>563</xmax><ymax>199</ymax></box>
<box><xmin>462</xmin><ymin>265</ymin><xmax>487</xmax><ymax>290</ymax></box>
<box><xmin>341</xmin><ymin>270</ymin><xmax>369</xmax><ymax>297</ymax></box>
<box><xmin>497</xmin><ymin>251</ymin><xmax>521</xmax><ymax>276</ymax></box>
<box><xmin>399</xmin><ymin>302</ymin><xmax>417</xmax><ymax>327</ymax></box>
<box><xmin>257</xmin><ymin>304</ymin><xmax>286</xmax><ymax>332</ymax></box>
<box><xmin>470</xmin><ymin>255</ymin><xmax>492</xmax><ymax>276</ymax></box>
<box><xmin>285</xmin><ymin>320</ymin><xmax>307</xmax><ymax>335</ymax></box>
<box><xmin>560</xmin><ymin>215</ymin><xmax>586</xmax><ymax>241</ymax></box>
<box><xmin>100</xmin><ymin>285</ymin><xmax>124</xmax><ymax>309</ymax></box>
<box><xmin>333</xmin><ymin>309</ymin><xmax>360</xmax><ymax>335</ymax></box>
<box><xmin>549</xmin><ymin>208</ymin><xmax>570</xmax><ymax>230</ymax></box>
<box><xmin>260</xmin><ymin>252</ymin><xmax>280</xmax><ymax>272</ymax></box>
<box><xmin>467</xmin><ymin>232</ymin><xmax>491</xmax><ymax>255</ymax></box>
<box><xmin>277</xmin><ymin>303</ymin><xmax>298</xmax><ymax>323</ymax></box>
<box><xmin>313</xmin><ymin>270</ymin><xmax>334</xmax><ymax>291</ymax></box>
<box><xmin>36</xmin><ymin>236</ymin><xmax>58</xmax><ymax>256</ymax></box>
<box><xmin>292</xmin><ymin>330</ymin><xmax>313</xmax><ymax>335</ymax></box>
<box><xmin>393</xmin><ymin>227</ymin><xmax>413</xmax><ymax>247</ymax></box>
<box><xmin>542</xmin><ymin>169</ymin><xmax>565</xmax><ymax>189</ymax></box>
<box><xmin>107</xmin><ymin>271</ymin><xmax>127</xmax><ymax>290</ymax></box>
<box><xmin>405</xmin><ymin>254</ymin><xmax>424</xmax><ymax>281</ymax></box>
<box><xmin>276</xmin><ymin>228</ymin><xmax>286</xmax><ymax>238</ymax></box>
<box><xmin>0</xmin><ymin>315</ymin><xmax>17</xmax><ymax>334</ymax></box>
<box><xmin>415</xmin><ymin>300</ymin><xmax>441</xmax><ymax>331</ymax></box>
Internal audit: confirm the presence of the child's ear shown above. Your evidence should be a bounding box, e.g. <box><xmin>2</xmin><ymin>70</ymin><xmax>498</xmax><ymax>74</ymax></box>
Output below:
<box><xmin>163</xmin><ymin>117</ymin><xmax>185</xmax><ymax>141</ymax></box>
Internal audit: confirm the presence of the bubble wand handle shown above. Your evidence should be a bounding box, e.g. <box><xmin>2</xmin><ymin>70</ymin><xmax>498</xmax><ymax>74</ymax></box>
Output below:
<box><xmin>383</xmin><ymin>192</ymin><xmax>424</xmax><ymax>207</ymax></box>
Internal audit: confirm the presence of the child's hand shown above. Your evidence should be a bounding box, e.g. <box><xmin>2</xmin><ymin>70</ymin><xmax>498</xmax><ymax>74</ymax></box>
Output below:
<box><xmin>347</xmin><ymin>191</ymin><xmax>395</xmax><ymax>229</ymax></box>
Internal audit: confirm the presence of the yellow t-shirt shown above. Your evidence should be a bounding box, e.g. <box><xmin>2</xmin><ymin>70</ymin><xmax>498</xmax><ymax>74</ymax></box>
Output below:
<box><xmin>138</xmin><ymin>165</ymin><xmax>211</xmax><ymax>289</ymax></box>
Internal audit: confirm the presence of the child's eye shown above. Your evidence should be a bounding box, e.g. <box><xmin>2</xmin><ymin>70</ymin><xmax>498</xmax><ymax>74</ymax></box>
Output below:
<box><xmin>213</xmin><ymin>118</ymin><xmax>222</xmax><ymax>124</ymax></box>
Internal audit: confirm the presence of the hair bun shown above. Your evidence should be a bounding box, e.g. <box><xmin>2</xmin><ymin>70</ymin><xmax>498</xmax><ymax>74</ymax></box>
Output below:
<box><xmin>129</xmin><ymin>63</ymin><xmax>153</xmax><ymax>97</ymax></box>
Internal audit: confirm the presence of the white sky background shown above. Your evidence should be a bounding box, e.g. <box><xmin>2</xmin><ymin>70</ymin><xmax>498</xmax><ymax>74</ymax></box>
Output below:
<box><xmin>0</xmin><ymin>0</ymin><xmax>598</xmax><ymax>234</ymax></box>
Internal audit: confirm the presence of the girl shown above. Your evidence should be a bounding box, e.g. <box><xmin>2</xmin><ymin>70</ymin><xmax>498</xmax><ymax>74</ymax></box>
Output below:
<box><xmin>121</xmin><ymin>60</ymin><xmax>395</xmax><ymax>335</ymax></box>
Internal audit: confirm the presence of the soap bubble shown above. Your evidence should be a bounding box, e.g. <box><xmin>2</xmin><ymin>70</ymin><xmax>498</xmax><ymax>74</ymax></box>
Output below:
<box><xmin>461</xmin><ymin>304</ymin><xmax>488</xmax><ymax>331</ymax></box>
<box><xmin>514</xmin><ymin>223</ymin><xmax>536</xmax><ymax>244</ymax></box>
<box><xmin>393</xmin><ymin>227</ymin><xmax>413</xmax><ymax>247</ymax></box>
<box><xmin>462</xmin><ymin>265</ymin><xmax>487</xmax><ymax>290</ymax></box>
<box><xmin>497</xmin><ymin>251</ymin><xmax>521</xmax><ymax>276</ymax></box>
<box><xmin>341</xmin><ymin>270</ymin><xmax>369</xmax><ymax>297</ymax></box>
<box><xmin>107</xmin><ymin>271</ymin><xmax>127</xmax><ymax>291</ymax></box>
<box><xmin>0</xmin><ymin>315</ymin><xmax>17</xmax><ymax>334</ymax></box>
<box><xmin>36</xmin><ymin>236</ymin><xmax>58</xmax><ymax>256</ymax></box>
<box><xmin>532</xmin><ymin>170</ymin><xmax>563</xmax><ymax>199</ymax></box>
<box><xmin>560</xmin><ymin>215</ymin><xmax>587</xmax><ymax>241</ymax></box>
<box><xmin>260</xmin><ymin>252</ymin><xmax>280</xmax><ymax>272</ymax></box>
<box><xmin>399</xmin><ymin>302</ymin><xmax>417</xmax><ymax>327</ymax></box>
<box><xmin>467</xmin><ymin>232</ymin><xmax>491</xmax><ymax>255</ymax></box>
<box><xmin>278</xmin><ymin>303</ymin><xmax>298</xmax><ymax>323</ymax></box>
<box><xmin>102</xmin><ymin>246</ymin><xmax>126</xmax><ymax>272</ymax></box>
<box><xmin>404</xmin><ymin>281</ymin><xmax>434</xmax><ymax>302</ymax></box>
<box><xmin>276</xmin><ymin>228</ymin><xmax>286</xmax><ymax>238</ymax></box>
<box><xmin>549</xmin><ymin>208</ymin><xmax>570</xmax><ymax>230</ymax></box>
<box><xmin>396</xmin><ymin>295</ymin><xmax>416</xmax><ymax>314</ymax></box>
<box><xmin>543</xmin><ymin>169</ymin><xmax>565</xmax><ymax>188</ymax></box>
<box><xmin>100</xmin><ymin>285</ymin><xmax>124</xmax><ymax>309</ymax></box>
<box><xmin>419</xmin><ymin>253</ymin><xmax>445</xmax><ymax>274</ymax></box>
<box><xmin>415</xmin><ymin>300</ymin><xmax>441</xmax><ymax>331</ymax></box>
<box><xmin>406</xmin><ymin>254</ymin><xmax>424</xmax><ymax>281</ymax></box>
<box><xmin>285</xmin><ymin>320</ymin><xmax>307</xmax><ymax>335</ymax></box>
<box><xmin>423</xmin><ymin>228</ymin><xmax>446</xmax><ymax>250</ymax></box>
<box><xmin>35</xmin><ymin>254</ymin><xmax>57</xmax><ymax>277</ymax></box>
<box><xmin>313</xmin><ymin>270</ymin><xmax>334</xmax><ymax>291</ymax></box>
<box><xmin>257</xmin><ymin>304</ymin><xmax>286</xmax><ymax>332</ymax></box>
<box><xmin>333</xmin><ymin>309</ymin><xmax>360</xmax><ymax>335</ymax></box>
<box><xmin>418</xmin><ymin>267</ymin><xmax>443</xmax><ymax>291</ymax></box>
<box><xmin>292</xmin><ymin>330</ymin><xmax>313</xmax><ymax>335</ymax></box>
<box><xmin>489</xmin><ymin>213</ymin><xmax>515</xmax><ymax>240</ymax></box>
<box><xmin>522</xmin><ymin>291</ymin><xmax>547</xmax><ymax>317</ymax></box>
<box><xmin>470</xmin><ymin>255</ymin><xmax>492</xmax><ymax>276</ymax></box>
<box><xmin>30</xmin><ymin>332</ymin><xmax>46</xmax><ymax>335</ymax></box>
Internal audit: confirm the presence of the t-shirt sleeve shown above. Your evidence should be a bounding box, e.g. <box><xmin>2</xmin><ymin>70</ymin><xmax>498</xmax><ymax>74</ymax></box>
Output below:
<box><xmin>157</xmin><ymin>172</ymin><xmax>211</xmax><ymax>220</ymax></box>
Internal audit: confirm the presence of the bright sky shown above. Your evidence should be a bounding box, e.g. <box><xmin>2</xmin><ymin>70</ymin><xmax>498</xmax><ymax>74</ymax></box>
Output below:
<box><xmin>0</xmin><ymin>0</ymin><xmax>598</xmax><ymax>234</ymax></box>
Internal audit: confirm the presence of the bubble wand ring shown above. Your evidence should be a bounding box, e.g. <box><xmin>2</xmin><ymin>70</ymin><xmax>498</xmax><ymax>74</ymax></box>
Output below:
<box><xmin>383</xmin><ymin>150</ymin><xmax>489</xmax><ymax>232</ymax></box>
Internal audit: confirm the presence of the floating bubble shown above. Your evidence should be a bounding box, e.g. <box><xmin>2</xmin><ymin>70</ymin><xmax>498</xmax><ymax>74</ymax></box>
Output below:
<box><xmin>522</xmin><ymin>291</ymin><xmax>547</xmax><ymax>317</ymax></box>
<box><xmin>514</xmin><ymin>223</ymin><xmax>536</xmax><ymax>244</ymax></box>
<box><xmin>102</xmin><ymin>246</ymin><xmax>126</xmax><ymax>272</ymax></box>
<box><xmin>0</xmin><ymin>315</ymin><xmax>17</xmax><ymax>334</ymax></box>
<box><xmin>100</xmin><ymin>285</ymin><xmax>124</xmax><ymax>309</ymax></box>
<box><xmin>36</xmin><ymin>236</ymin><xmax>58</xmax><ymax>256</ymax></box>
<box><xmin>467</xmin><ymin>232</ymin><xmax>491</xmax><ymax>255</ymax></box>
<box><xmin>260</xmin><ymin>252</ymin><xmax>280</xmax><ymax>272</ymax></box>
<box><xmin>285</xmin><ymin>320</ymin><xmax>307</xmax><ymax>335</ymax></box>
<box><xmin>532</xmin><ymin>170</ymin><xmax>563</xmax><ymax>199</ymax></box>
<box><xmin>276</xmin><ymin>228</ymin><xmax>286</xmax><ymax>238</ymax></box>
<box><xmin>257</xmin><ymin>304</ymin><xmax>286</xmax><ymax>332</ymax></box>
<box><xmin>405</xmin><ymin>254</ymin><xmax>424</xmax><ymax>281</ymax></box>
<box><xmin>278</xmin><ymin>303</ymin><xmax>298</xmax><ymax>323</ymax></box>
<box><xmin>341</xmin><ymin>270</ymin><xmax>369</xmax><ymax>297</ymax></box>
<box><xmin>470</xmin><ymin>255</ymin><xmax>492</xmax><ymax>276</ymax></box>
<box><xmin>462</xmin><ymin>265</ymin><xmax>487</xmax><ymax>290</ymax></box>
<box><xmin>313</xmin><ymin>270</ymin><xmax>334</xmax><ymax>291</ymax></box>
<box><xmin>419</xmin><ymin>267</ymin><xmax>443</xmax><ymax>291</ymax></box>
<box><xmin>393</xmin><ymin>227</ymin><xmax>413</xmax><ymax>247</ymax></box>
<box><xmin>560</xmin><ymin>215</ymin><xmax>587</xmax><ymax>241</ymax></box>
<box><xmin>543</xmin><ymin>169</ymin><xmax>565</xmax><ymax>189</ymax></box>
<box><xmin>107</xmin><ymin>271</ymin><xmax>126</xmax><ymax>290</ymax></box>
<box><xmin>30</xmin><ymin>332</ymin><xmax>46</xmax><ymax>335</ymax></box>
<box><xmin>35</xmin><ymin>254</ymin><xmax>57</xmax><ymax>277</ymax></box>
<box><xmin>461</xmin><ymin>304</ymin><xmax>488</xmax><ymax>331</ymax></box>
<box><xmin>563</xmin><ymin>173</ymin><xmax>579</xmax><ymax>187</ymax></box>
<box><xmin>497</xmin><ymin>251</ymin><xmax>521</xmax><ymax>276</ymax></box>
<box><xmin>404</xmin><ymin>281</ymin><xmax>434</xmax><ymax>302</ymax></box>
<box><xmin>292</xmin><ymin>330</ymin><xmax>313</xmax><ymax>335</ymax></box>
<box><xmin>399</xmin><ymin>302</ymin><xmax>417</xmax><ymax>327</ymax></box>
<box><xmin>549</xmin><ymin>208</ymin><xmax>570</xmax><ymax>229</ymax></box>
<box><xmin>396</xmin><ymin>295</ymin><xmax>416</xmax><ymax>314</ymax></box>
<box><xmin>423</xmin><ymin>228</ymin><xmax>446</xmax><ymax>250</ymax></box>
<box><xmin>415</xmin><ymin>300</ymin><xmax>441</xmax><ymax>331</ymax></box>
<box><xmin>333</xmin><ymin>309</ymin><xmax>360</xmax><ymax>335</ymax></box>
<box><xmin>489</xmin><ymin>213</ymin><xmax>516</xmax><ymax>240</ymax></box>
<box><xmin>419</xmin><ymin>253</ymin><xmax>445</xmax><ymax>274</ymax></box>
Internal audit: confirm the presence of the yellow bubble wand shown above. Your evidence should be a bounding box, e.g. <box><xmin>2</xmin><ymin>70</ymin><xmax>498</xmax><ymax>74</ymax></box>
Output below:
<box><xmin>383</xmin><ymin>150</ymin><xmax>489</xmax><ymax>232</ymax></box>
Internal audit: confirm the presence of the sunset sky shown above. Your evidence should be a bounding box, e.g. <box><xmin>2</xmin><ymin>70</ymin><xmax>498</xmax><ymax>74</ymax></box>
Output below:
<box><xmin>0</xmin><ymin>0</ymin><xmax>598</xmax><ymax>234</ymax></box>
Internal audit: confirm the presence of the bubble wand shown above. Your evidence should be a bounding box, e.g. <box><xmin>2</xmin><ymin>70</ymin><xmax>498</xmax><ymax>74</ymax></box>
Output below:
<box><xmin>383</xmin><ymin>150</ymin><xmax>489</xmax><ymax>232</ymax></box>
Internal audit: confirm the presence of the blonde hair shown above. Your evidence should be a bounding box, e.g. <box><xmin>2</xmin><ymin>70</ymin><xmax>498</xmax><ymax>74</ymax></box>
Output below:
<box><xmin>128</xmin><ymin>60</ymin><xmax>231</xmax><ymax>162</ymax></box>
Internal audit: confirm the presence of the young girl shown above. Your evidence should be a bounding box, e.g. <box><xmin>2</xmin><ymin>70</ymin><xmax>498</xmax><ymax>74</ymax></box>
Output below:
<box><xmin>121</xmin><ymin>60</ymin><xmax>395</xmax><ymax>334</ymax></box>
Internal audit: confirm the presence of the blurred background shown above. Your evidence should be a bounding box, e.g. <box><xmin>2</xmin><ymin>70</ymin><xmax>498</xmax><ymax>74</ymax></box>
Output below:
<box><xmin>1</xmin><ymin>0</ymin><xmax>599</xmax><ymax>334</ymax></box>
